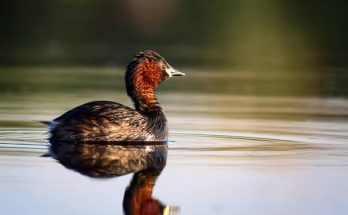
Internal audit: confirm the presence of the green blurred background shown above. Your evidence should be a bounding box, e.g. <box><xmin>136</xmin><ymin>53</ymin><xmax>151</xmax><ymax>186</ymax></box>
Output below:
<box><xmin>1</xmin><ymin>0</ymin><xmax>348</xmax><ymax>96</ymax></box>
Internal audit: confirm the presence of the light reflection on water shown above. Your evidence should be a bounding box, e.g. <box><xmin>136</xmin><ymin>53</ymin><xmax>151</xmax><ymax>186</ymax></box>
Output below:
<box><xmin>1</xmin><ymin>68</ymin><xmax>348</xmax><ymax>214</ymax></box>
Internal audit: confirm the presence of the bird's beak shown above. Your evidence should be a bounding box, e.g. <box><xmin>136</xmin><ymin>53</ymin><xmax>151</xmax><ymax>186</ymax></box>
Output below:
<box><xmin>165</xmin><ymin>67</ymin><xmax>185</xmax><ymax>77</ymax></box>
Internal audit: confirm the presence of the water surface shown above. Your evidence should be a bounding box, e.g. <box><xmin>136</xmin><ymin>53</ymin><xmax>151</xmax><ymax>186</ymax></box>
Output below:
<box><xmin>1</xmin><ymin>67</ymin><xmax>348</xmax><ymax>215</ymax></box>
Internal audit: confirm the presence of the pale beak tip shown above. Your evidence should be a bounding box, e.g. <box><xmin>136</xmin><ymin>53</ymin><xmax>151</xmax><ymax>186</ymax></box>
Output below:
<box><xmin>172</xmin><ymin>70</ymin><xmax>185</xmax><ymax>77</ymax></box>
<box><xmin>165</xmin><ymin>67</ymin><xmax>185</xmax><ymax>77</ymax></box>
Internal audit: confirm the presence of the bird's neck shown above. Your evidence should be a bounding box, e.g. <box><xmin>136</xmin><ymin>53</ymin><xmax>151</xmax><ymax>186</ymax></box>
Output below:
<box><xmin>129</xmin><ymin>85</ymin><xmax>168</xmax><ymax>140</ymax></box>
<box><xmin>132</xmin><ymin>86</ymin><xmax>161</xmax><ymax>114</ymax></box>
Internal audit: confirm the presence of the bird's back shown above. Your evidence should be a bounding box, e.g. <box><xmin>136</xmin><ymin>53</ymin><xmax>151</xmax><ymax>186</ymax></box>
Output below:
<box><xmin>48</xmin><ymin>101</ymin><xmax>167</xmax><ymax>142</ymax></box>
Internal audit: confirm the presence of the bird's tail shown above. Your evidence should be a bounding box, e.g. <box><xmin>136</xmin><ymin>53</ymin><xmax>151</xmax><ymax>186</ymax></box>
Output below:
<box><xmin>39</xmin><ymin>121</ymin><xmax>52</xmax><ymax>126</ymax></box>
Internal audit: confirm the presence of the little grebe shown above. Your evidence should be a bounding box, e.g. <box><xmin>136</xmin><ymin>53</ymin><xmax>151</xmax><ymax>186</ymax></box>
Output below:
<box><xmin>46</xmin><ymin>50</ymin><xmax>184</xmax><ymax>142</ymax></box>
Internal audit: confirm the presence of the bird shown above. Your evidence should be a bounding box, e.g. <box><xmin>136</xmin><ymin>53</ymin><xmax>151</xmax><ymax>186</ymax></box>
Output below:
<box><xmin>44</xmin><ymin>50</ymin><xmax>185</xmax><ymax>142</ymax></box>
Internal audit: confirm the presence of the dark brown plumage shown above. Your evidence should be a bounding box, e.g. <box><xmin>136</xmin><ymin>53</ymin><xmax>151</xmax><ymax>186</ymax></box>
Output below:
<box><xmin>47</xmin><ymin>50</ymin><xmax>185</xmax><ymax>142</ymax></box>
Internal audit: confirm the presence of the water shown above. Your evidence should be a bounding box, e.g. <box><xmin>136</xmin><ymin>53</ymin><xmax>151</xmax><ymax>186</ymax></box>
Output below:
<box><xmin>1</xmin><ymin>67</ymin><xmax>348</xmax><ymax>215</ymax></box>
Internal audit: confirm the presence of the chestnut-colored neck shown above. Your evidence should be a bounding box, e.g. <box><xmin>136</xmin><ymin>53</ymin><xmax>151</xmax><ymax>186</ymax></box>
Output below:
<box><xmin>128</xmin><ymin>75</ymin><xmax>162</xmax><ymax>114</ymax></box>
<box><xmin>127</xmin><ymin>77</ymin><xmax>168</xmax><ymax>139</ymax></box>
<box><xmin>126</xmin><ymin>63</ymin><xmax>163</xmax><ymax>114</ymax></box>
<box><xmin>133</xmin><ymin>86</ymin><xmax>161</xmax><ymax>113</ymax></box>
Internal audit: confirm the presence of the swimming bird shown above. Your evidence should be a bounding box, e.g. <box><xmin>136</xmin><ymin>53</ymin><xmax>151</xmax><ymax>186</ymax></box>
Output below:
<box><xmin>45</xmin><ymin>50</ymin><xmax>184</xmax><ymax>142</ymax></box>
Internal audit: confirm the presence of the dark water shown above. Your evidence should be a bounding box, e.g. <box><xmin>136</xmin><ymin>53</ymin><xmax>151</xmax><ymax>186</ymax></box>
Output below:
<box><xmin>1</xmin><ymin>67</ymin><xmax>348</xmax><ymax>215</ymax></box>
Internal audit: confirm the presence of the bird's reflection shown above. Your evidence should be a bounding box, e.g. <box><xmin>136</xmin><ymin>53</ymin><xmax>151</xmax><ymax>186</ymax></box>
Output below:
<box><xmin>49</xmin><ymin>141</ymin><xmax>179</xmax><ymax>215</ymax></box>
